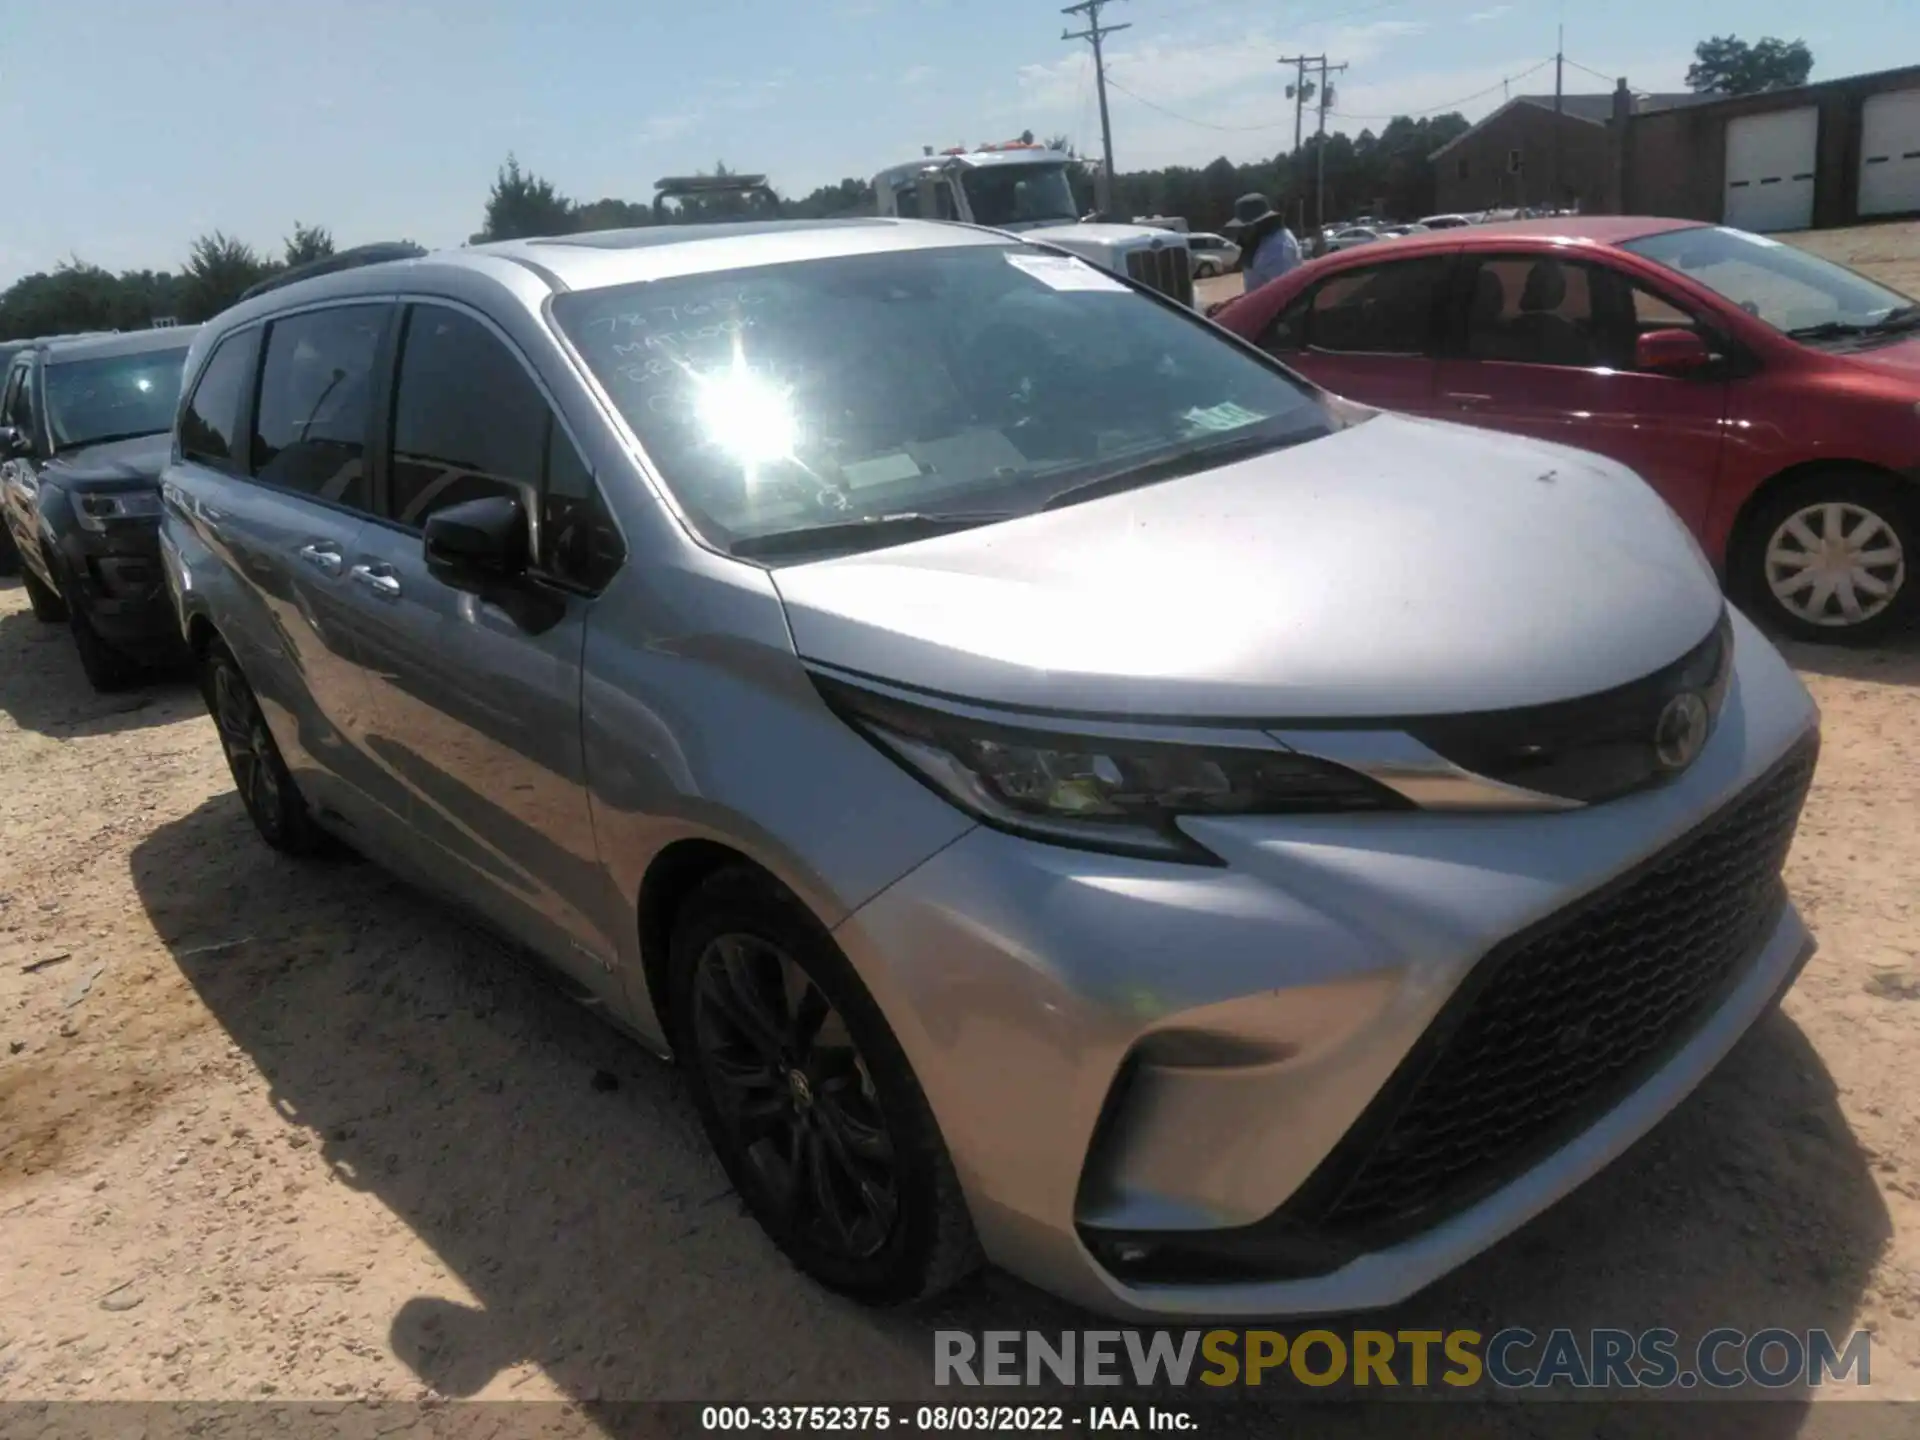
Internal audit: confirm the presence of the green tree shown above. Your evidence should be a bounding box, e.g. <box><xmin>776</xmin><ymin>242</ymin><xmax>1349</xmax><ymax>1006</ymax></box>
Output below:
<box><xmin>1686</xmin><ymin>35</ymin><xmax>1814</xmax><ymax>95</ymax></box>
<box><xmin>482</xmin><ymin>155</ymin><xmax>575</xmax><ymax>240</ymax></box>
<box><xmin>283</xmin><ymin>222</ymin><xmax>335</xmax><ymax>267</ymax></box>
<box><xmin>181</xmin><ymin>232</ymin><xmax>273</xmax><ymax>322</ymax></box>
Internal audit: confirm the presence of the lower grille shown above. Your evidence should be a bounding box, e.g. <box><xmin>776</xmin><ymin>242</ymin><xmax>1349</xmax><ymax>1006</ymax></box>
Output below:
<box><xmin>1125</xmin><ymin>244</ymin><xmax>1196</xmax><ymax>307</ymax></box>
<box><xmin>1287</xmin><ymin>733</ymin><xmax>1818</xmax><ymax>1242</ymax></box>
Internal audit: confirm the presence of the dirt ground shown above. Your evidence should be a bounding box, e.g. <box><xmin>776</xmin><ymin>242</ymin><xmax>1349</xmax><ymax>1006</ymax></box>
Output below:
<box><xmin>3</xmin><ymin>224</ymin><xmax>1920</xmax><ymax>1432</ymax></box>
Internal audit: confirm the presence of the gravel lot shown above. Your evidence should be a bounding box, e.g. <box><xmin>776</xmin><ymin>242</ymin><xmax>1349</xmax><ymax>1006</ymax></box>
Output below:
<box><xmin>3</xmin><ymin>223</ymin><xmax>1920</xmax><ymax>1432</ymax></box>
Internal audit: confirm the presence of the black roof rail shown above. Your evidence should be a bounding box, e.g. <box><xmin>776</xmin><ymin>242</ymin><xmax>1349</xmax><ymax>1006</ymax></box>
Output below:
<box><xmin>238</xmin><ymin>241</ymin><xmax>429</xmax><ymax>303</ymax></box>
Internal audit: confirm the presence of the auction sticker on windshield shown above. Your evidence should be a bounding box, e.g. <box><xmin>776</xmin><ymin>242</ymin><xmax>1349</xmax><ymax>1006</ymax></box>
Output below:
<box><xmin>1004</xmin><ymin>253</ymin><xmax>1130</xmax><ymax>293</ymax></box>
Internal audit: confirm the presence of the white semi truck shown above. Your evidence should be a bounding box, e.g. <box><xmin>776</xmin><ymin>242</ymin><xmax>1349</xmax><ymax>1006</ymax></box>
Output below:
<box><xmin>872</xmin><ymin>143</ymin><xmax>1195</xmax><ymax>307</ymax></box>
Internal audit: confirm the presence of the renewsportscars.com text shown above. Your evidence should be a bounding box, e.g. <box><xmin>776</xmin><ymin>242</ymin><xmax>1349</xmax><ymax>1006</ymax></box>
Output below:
<box><xmin>934</xmin><ymin>1328</ymin><xmax>1872</xmax><ymax>1391</ymax></box>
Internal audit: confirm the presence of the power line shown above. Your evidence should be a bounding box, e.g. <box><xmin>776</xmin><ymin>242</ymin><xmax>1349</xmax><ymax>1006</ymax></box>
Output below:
<box><xmin>1327</xmin><ymin>55</ymin><xmax>1552</xmax><ymax>119</ymax></box>
<box><xmin>1562</xmin><ymin>55</ymin><xmax>1623</xmax><ymax>86</ymax></box>
<box><xmin>1103</xmin><ymin>73</ymin><xmax>1296</xmax><ymax>131</ymax></box>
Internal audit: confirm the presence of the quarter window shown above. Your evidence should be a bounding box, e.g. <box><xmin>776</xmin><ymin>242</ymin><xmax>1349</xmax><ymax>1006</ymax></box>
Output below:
<box><xmin>1305</xmin><ymin>258</ymin><xmax>1448</xmax><ymax>355</ymax></box>
<box><xmin>250</xmin><ymin>304</ymin><xmax>386</xmax><ymax>508</ymax></box>
<box><xmin>7</xmin><ymin>362</ymin><xmax>36</xmax><ymax>431</ymax></box>
<box><xmin>180</xmin><ymin>333</ymin><xmax>255</xmax><ymax>469</ymax></box>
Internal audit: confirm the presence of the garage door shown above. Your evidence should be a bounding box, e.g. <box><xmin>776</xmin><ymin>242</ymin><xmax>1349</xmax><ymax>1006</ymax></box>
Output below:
<box><xmin>1860</xmin><ymin>88</ymin><xmax>1920</xmax><ymax>218</ymax></box>
<box><xmin>1724</xmin><ymin>107</ymin><xmax>1818</xmax><ymax>232</ymax></box>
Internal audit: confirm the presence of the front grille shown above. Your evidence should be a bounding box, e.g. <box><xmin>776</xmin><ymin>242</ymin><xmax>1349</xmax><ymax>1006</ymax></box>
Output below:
<box><xmin>1124</xmin><ymin>244</ymin><xmax>1196</xmax><ymax>307</ymax></box>
<box><xmin>1280</xmin><ymin>734</ymin><xmax>1818</xmax><ymax>1244</ymax></box>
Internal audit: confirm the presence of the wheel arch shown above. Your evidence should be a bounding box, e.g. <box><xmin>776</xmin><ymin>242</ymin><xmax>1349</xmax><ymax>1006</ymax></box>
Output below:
<box><xmin>1724</xmin><ymin>457</ymin><xmax>1917</xmax><ymax>577</ymax></box>
<box><xmin>636</xmin><ymin>837</ymin><xmax>776</xmax><ymax>1047</ymax></box>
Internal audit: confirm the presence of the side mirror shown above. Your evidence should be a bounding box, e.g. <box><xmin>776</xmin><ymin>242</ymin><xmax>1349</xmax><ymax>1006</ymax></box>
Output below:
<box><xmin>1636</xmin><ymin>327</ymin><xmax>1714</xmax><ymax>375</ymax></box>
<box><xmin>0</xmin><ymin>424</ymin><xmax>30</xmax><ymax>457</ymax></box>
<box><xmin>423</xmin><ymin>494</ymin><xmax>529</xmax><ymax>592</ymax></box>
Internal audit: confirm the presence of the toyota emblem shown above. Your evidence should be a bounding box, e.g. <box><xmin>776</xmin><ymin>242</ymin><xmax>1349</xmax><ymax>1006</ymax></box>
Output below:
<box><xmin>1653</xmin><ymin>691</ymin><xmax>1710</xmax><ymax>772</ymax></box>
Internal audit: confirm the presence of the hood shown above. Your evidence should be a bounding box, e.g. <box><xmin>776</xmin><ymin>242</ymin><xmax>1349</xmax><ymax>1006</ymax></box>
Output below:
<box><xmin>1839</xmin><ymin>332</ymin><xmax>1920</xmax><ymax>384</ymax></box>
<box><xmin>773</xmin><ymin>414</ymin><xmax>1726</xmax><ymax>720</ymax></box>
<box><xmin>42</xmin><ymin>432</ymin><xmax>170</xmax><ymax>491</ymax></box>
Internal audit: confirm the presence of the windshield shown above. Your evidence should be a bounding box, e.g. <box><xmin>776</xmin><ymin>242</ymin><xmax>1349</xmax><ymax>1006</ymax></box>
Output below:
<box><xmin>44</xmin><ymin>346</ymin><xmax>192</xmax><ymax>450</ymax></box>
<box><xmin>960</xmin><ymin>164</ymin><xmax>1079</xmax><ymax>228</ymax></box>
<box><xmin>1623</xmin><ymin>225</ymin><xmax>1916</xmax><ymax>338</ymax></box>
<box><xmin>551</xmin><ymin>242</ymin><xmax>1328</xmax><ymax>557</ymax></box>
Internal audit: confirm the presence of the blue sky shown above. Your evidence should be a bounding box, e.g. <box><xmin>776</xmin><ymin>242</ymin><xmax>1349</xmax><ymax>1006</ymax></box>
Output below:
<box><xmin>0</xmin><ymin>0</ymin><xmax>1897</xmax><ymax>283</ymax></box>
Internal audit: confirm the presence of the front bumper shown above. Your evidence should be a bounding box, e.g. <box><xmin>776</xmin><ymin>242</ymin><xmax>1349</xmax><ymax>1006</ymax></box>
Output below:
<box><xmin>832</xmin><ymin>608</ymin><xmax>1820</xmax><ymax>1318</ymax></box>
<box><xmin>57</xmin><ymin>522</ymin><xmax>185</xmax><ymax>654</ymax></box>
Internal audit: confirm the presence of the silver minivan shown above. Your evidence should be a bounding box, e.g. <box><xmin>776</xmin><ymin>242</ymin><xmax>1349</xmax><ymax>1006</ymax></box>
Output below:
<box><xmin>160</xmin><ymin>218</ymin><xmax>1820</xmax><ymax>1320</ymax></box>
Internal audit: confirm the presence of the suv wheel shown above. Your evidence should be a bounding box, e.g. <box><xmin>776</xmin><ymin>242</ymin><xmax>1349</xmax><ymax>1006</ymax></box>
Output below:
<box><xmin>668</xmin><ymin>866</ymin><xmax>980</xmax><ymax>1305</ymax></box>
<box><xmin>1194</xmin><ymin>260</ymin><xmax>1217</xmax><ymax>279</ymax></box>
<box><xmin>60</xmin><ymin>569</ymin><xmax>138</xmax><ymax>691</ymax></box>
<box><xmin>1739</xmin><ymin>470</ymin><xmax>1916</xmax><ymax>644</ymax></box>
<box><xmin>200</xmin><ymin>639</ymin><xmax>328</xmax><ymax>855</ymax></box>
<box><xmin>20</xmin><ymin>564</ymin><xmax>67</xmax><ymax>623</ymax></box>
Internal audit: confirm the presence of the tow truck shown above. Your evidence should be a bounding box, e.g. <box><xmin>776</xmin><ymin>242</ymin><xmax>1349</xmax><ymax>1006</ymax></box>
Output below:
<box><xmin>872</xmin><ymin>142</ymin><xmax>1195</xmax><ymax>307</ymax></box>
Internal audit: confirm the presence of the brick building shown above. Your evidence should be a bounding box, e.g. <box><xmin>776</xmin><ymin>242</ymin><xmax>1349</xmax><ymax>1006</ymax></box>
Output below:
<box><xmin>1430</xmin><ymin>93</ymin><xmax>1700</xmax><ymax>215</ymax></box>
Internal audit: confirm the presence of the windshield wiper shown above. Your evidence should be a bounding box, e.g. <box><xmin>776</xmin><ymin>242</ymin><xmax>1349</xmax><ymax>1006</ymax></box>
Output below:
<box><xmin>728</xmin><ymin>510</ymin><xmax>1017</xmax><ymax>559</ymax></box>
<box><xmin>1786</xmin><ymin>304</ymin><xmax>1920</xmax><ymax>342</ymax></box>
<box><xmin>1039</xmin><ymin>427</ymin><xmax>1323</xmax><ymax>512</ymax></box>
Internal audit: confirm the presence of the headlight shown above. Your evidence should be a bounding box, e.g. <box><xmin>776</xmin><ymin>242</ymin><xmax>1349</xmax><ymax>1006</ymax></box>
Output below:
<box><xmin>816</xmin><ymin>676</ymin><xmax>1408</xmax><ymax>863</ymax></box>
<box><xmin>74</xmin><ymin>490</ymin><xmax>164</xmax><ymax>532</ymax></box>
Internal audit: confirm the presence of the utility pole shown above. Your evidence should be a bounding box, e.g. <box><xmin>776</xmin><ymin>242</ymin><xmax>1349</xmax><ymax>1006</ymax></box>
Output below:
<box><xmin>1551</xmin><ymin>22</ymin><xmax>1564</xmax><ymax>210</ymax></box>
<box><xmin>1279</xmin><ymin>53</ymin><xmax>1318</xmax><ymax>231</ymax></box>
<box><xmin>1313</xmin><ymin>57</ymin><xmax>1348</xmax><ymax>232</ymax></box>
<box><xmin>1063</xmin><ymin>0</ymin><xmax>1129</xmax><ymax>218</ymax></box>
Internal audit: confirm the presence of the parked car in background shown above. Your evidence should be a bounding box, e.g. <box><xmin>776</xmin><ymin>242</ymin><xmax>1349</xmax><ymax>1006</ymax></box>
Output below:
<box><xmin>0</xmin><ymin>331</ymin><xmax>120</xmax><ymax>575</ymax></box>
<box><xmin>1214</xmin><ymin>216</ymin><xmax>1920</xmax><ymax>642</ymax></box>
<box><xmin>1375</xmin><ymin>223</ymin><xmax>1431</xmax><ymax>239</ymax></box>
<box><xmin>163</xmin><ymin>216</ymin><xmax>1818</xmax><ymax>1320</ymax></box>
<box><xmin>1418</xmin><ymin>214</ymin><xmax>1476</xmax><ymax>230</ymax></box>
<box><xmin>1186</xmin><ymin>231</ymin><xmax>1240</xmax><ymax>278</ymax></box>
<box><xmin>1</xmin><ymin>327</ymin><xmax>200</xmax><ymax>687</ymax></box>
<box><xmin>1324</xmin><ymin>225</ymin><xmax>1382</xmax><ymax>253</ymax></box>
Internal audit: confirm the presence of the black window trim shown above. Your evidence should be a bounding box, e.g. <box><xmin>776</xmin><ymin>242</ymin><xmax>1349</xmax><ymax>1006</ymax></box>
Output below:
<box><xmin>372</xmin><ymin>294</ymin><xmax>627</xmax><ymax>597</ymax></box>
<box><xmin>177</xmin><ymin>324</ymin><xmax>264</xmax><ymax>477</ymax></box>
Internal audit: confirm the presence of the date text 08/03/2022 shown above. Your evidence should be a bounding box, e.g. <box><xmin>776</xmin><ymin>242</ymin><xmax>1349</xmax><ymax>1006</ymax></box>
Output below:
<box><xmin>701</xmin><ymin>1406</ymin><xmax>1193</xmax><ymax>1432</ymax></box>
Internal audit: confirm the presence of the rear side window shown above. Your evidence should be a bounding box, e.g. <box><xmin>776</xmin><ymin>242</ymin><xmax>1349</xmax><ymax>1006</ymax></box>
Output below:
<box><xmin>7</xmin><ymin>361</ymin><xmax>36</xmax><ymax>430</ymax></box>
<box><xmin>180</xmin><ymin>332</ymin><xmax>256</xmax><ymax>469</ymax></box>
<box><xmin>1</xmin><ymin>364</ymin><xmax>25</xmax><ymax>429</ymax></box>
<box><xmin>385</xmin><ymin>303</ymin><xmax>625</xmax><ymax>590</ymax></box>
<box><xmin>250</xmin><ymin>304</ymin><xmax>387</xmax><ymax>508</ymax></box>
<box><xmin>1463</xmin><ymin>256</ymin><xmax>1604</xmax><ymax>367</ymax></box>
<box><xmin>1305</xmin><ymin>258</ymin><xmax>1448</xmax><ymax>355</ymax></box>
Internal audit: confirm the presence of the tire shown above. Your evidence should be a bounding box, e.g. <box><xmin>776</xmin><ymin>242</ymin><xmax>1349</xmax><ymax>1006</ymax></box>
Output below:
<box><xmin>1195</xmin><ymin>261</ymin><xmax>1217</xmax><ymax>279</ymax></box>
<box><xmin>198</xmin><ymin>638</ymin><xmax>330</xmax><ymax>855</ymax></box>
<box><xmin>1736</xmin><ymin>470</ymin><xmax>1918</xmax><ymax>645</ymax></box>
<box><xmin>20</xmin><ymin>563</ymin><xmax>67</xmax><ymax>622</ymax></box>
<box><xmin>668</xmin><ymin>866</ymin><xmax>980</xmax><ymax>1305</ymax></box>
<box><xmin>0</xmin><ymin>525</ymin><xmax>19</xmax><ymax>577</ymax></box>
<box><xmin>64</xmin><ymin>583</ymin><xmax>139</xmax><ymax>692</ymax></box>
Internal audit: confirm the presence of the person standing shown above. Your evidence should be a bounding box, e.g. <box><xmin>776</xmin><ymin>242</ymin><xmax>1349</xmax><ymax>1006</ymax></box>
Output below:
<box><xmin>1222</xmin><ymin>192</ymin><xmax>1302</xmax><ymax>294</ymax></box>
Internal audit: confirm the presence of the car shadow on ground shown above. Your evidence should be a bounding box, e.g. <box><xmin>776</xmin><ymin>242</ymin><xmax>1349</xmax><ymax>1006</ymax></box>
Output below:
<box><xmin>1776</xmin><ymin>625</ymin><xmax>1920</xmax><ymax>688</ymax></box>
<box><xmin>0</xmin><ymin>600</ymin><xmax>196</xmax><ymax>737</ymax></box>
<box><xmin>130</xmin><ymin>792</ymin><xmax>1889</xmax><ymax>1435</ymax></box>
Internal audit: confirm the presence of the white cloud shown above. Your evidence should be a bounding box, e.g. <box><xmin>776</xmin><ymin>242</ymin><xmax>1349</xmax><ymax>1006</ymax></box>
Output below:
<box><xmin>899</xmin><ymin>64</ymin><xmax>936</xmax><ymax>87</ymax></box>
<box><xmin>1468</xmin><ymin>5</ymin><xmax>1513</xmax><ymax>22</ymax></box>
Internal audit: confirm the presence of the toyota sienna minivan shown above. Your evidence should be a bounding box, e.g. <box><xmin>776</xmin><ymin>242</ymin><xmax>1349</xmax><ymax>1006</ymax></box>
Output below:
<box><xmin>159</xmin><ymin>218</ymin><xmax>1820</xmax><ymax>1319</ymax></box>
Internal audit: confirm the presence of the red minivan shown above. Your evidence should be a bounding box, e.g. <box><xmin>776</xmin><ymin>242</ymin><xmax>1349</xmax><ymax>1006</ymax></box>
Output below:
<box><xmin>1213</xmin><ymin>217</ymin><xmax>1920</xmax><ymax>643</ymax></box>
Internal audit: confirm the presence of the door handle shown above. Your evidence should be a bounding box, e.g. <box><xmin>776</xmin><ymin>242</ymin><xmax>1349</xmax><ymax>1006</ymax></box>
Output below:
<box><xmin>297</xmin><ymin>543</ymin><xmax>343</xmax><ymax>576</ymax></box>
<box><xmin>1443</xmin><ymin>392</ymin><xmax>1494</xmax><ymax>407</ymax></box>
<box><xmin>349</xmin><ymin>563</ymin><xmax>401</xmax><ymax>598</ymax></box>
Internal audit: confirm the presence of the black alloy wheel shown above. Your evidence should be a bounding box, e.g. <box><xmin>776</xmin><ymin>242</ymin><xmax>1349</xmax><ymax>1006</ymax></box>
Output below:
<box><xmin>694</xmin><ymin>932</ymin><xmax>900</xmax><ymax>1260</ymax></box>
<box><xmin>668</xmin><ymin>867</ymin><xmax>979</xmax><ymax>1304</ymax></box>
<box><xmin>200</xmin><ymin>639</ymin><xmax>328</xmax><ymax>855</ymax></box>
